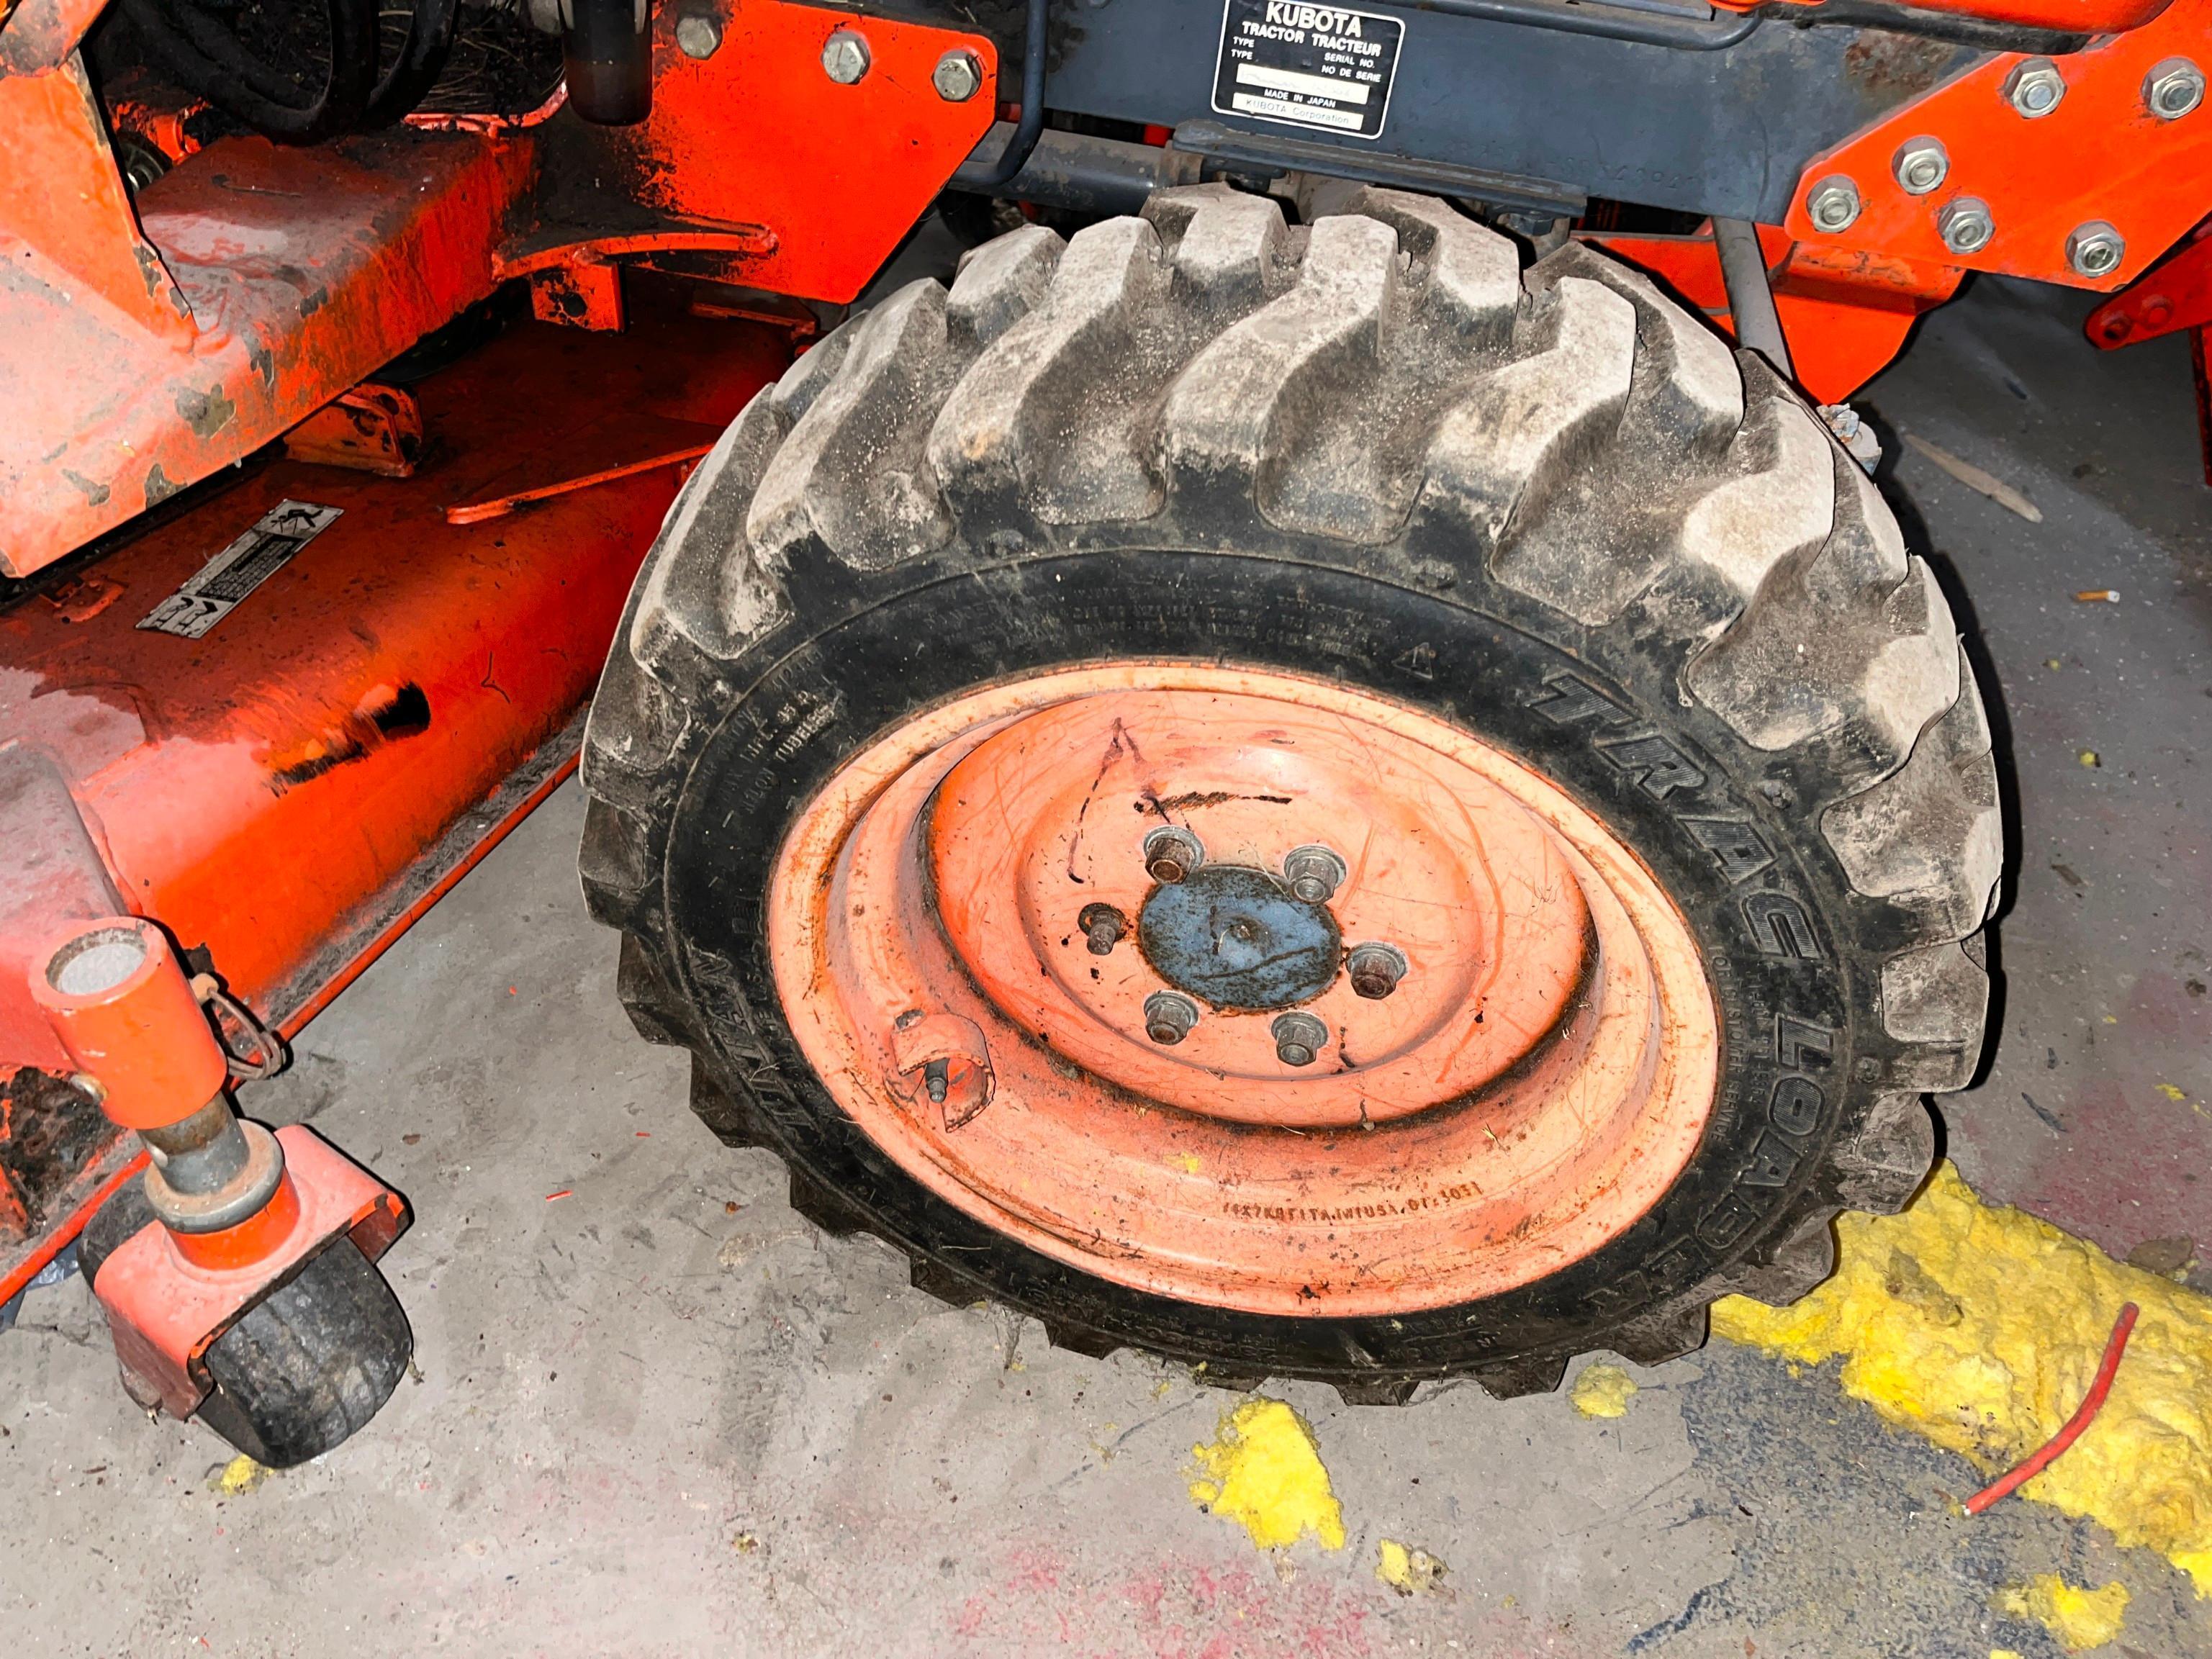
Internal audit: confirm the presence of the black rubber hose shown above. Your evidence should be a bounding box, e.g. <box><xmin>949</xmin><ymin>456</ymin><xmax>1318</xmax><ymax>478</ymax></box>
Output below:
<box><xmin>969</xmin><ymin>0</ymin><xmax>1047</xmax><ymax>187</ymax></box>
<box><xmin>120</xmin><ymin>0</ymin><xmax>379</xmax><ymax>140</ymax></box>
<box><xmin>364</xmin><ymin>0</ymin><xmax>463</xmax><ymax>128</ymax></box>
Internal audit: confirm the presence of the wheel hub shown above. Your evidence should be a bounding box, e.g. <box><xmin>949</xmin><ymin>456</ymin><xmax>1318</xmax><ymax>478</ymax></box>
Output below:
<box><xmin>767</xmin><ymin>663</ymin><xmax>1720</xmax><ymax>1319</ymax></box>
<box><xmin>1137</xmin><ymin>863</ymin><xmax>1342</xmax><ymax>1012</ymax></box>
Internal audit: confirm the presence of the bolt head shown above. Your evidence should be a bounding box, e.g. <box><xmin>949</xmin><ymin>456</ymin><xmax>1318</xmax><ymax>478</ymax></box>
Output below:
<box><xmin>1893</xmin><ymin>138</ymin><xmax>1949</xmax><ymax>196</ymax></box>
<box><xmin>1142</xmin><ymin>826</ymin><xmax>1204</xmax><ymax>885</ymax></box>
<box><xmin>674</xmin><ymin>12</ymin><xmax>721</xmax><ymax>58</ymax></box>
<box><xmin>1144</xmin><ymin>992</ymin><xmax>1198</xmax><ymax>1046</ymax></box>
<box><xmin>1805</xmin><ymin>175</ymin><xmax>1861</xmax><ymax>235</ymax></box>
<box><xmin>1938</xmin><ymin>197</ymin><xmax>1995</xmax><ymax>256</ymax></box>
<box><xmin>933</xmin><ymin>48</ymin><xmax>983</xmax><ymax>101</ymax></box>
<box><xmin>2066</xmin><ymin>222</ymin><xmax>2126</xmax><ymax>279</ymax></box>
<box><xmin>1078</xmin><ymin>903</ymin><xmax>1127</xmax><ymax>955</ymax></box>
<box><xmin>821</xmin><ymin>28</ymin><xmax>871</xmax><ymax>84</ymax></box>
<box><xmin>1345</xmin><ymin>942</ymin><xmax>1408</xmax><ymax>1000</ymax></box>
<box><xmin>2145</xmin><ymin>58</ymin><xmax>2205</xmax><ymax>120</ymax></box>
<box><xmin>1270</xmin><ymin>1013</ymin><xmax>1327</xmax><ymax>1067</ymax></box>
<box><xmin>1281</xmin><ymin>845</ymin><xmax>1347</xmax><ymax>906</ymax></box>
<box><xmin>2004</xmin><ymin>59</ymin><xmax>2064</xmax><ymax>118</ymax></box>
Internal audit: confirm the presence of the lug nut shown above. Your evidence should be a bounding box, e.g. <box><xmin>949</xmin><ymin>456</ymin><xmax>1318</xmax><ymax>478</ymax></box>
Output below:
<box><xmin>1281</xmin><ymin>844</ymin><xmax>1347</xmax><ymax>905</ymax></box>
<box><xmin>674</xmin><ymin>12</ymin><xmax>721</xmax><ymax>58</ymax></box>
<box><xmin>1938</xmin><ymin>197</ymin><xmax>1995</xmax><ymax>256</ymax></box>
<box><xmin>2145</xmin><ymin>57</ymin><xmax>2205</xmax><ymax>120</ymax></box>
<box><xmin>1078</xmin><ymin>903</ymin><xmax>1127</xmax><ymax>956</ymax></box>
<box><xmin>1145</xmin><ymin>992</ymin><xmax>1199</xmax><ymax>1046</ymax></box>
<box><xmin>2003</xmin><ymin>58</ymin><xmax>2065</xmax><ymax>119</ymax></box>
<box><xmin>2066</xmin><ymin>222</ymin><xmax>2126</xmax><ymax>279</ymax></box>
<box><xmin>1271</xmin><ymin>1012</ymin><xmax>1327</xmax><ymax>1068</ymax></box>
<box><xmin>821</xmin><ymin>28</ymin><xmax>871</xmax><ymax>84</ymax></box>
<box><xmin>1892</xmin><ymin>137</ymin><xmax>1949</xmax><ymax>196</ymax></box>
<box><xmin>932</xmin><ymin>48</ymin><xmax>983</xmax><ymax>101</ymax></box>
<box><xmin>1142</xmin><ymin>826</ymin><xmax>1204</xmax><ymax>885</ymax></box>
<box><xmin>1345</xmin><ymin>942</ymin><xmax>1409</xmax><ymax>1001</ymax></box>
<box><xmin>1805</xmin><ymin>175</ymin><xmax>1861</xmax><ymax>234</ymax></box>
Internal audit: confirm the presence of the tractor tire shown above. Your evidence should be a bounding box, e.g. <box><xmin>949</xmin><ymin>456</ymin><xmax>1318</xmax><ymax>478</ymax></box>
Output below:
<box><xmin>579</xmin><ymin>186</ymin><xmax>2000</xmax><ymax>1403</ymax></box>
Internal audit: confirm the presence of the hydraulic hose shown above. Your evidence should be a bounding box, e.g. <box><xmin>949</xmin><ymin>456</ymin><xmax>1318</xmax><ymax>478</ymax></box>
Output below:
<box><xmin>120</xmin><ymin>0</ymin><xmax>457</xmax><ymax>142</ymax></box>
<box><xmin>967</xmin><ymin>0</ymin><xmax>1048</xmax><ymax>187</ymax></box>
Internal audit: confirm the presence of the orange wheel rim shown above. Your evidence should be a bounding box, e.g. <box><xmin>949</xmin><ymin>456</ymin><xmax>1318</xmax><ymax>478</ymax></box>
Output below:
<box><xmin>767</xmin><ymin>664</ymin><xmax>1720</xmax><ymax>1318</ymax></box>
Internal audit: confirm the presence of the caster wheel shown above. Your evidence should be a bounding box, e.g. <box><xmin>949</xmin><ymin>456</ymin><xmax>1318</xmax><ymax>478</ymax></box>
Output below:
<box><xmin>80</xmin><ymin>1181</ymin><xmax>412</xmax><ymax>1466</ymax></box>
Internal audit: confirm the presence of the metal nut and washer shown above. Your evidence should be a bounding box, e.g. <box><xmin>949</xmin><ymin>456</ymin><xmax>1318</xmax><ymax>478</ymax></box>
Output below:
<box><xmin>933</xmin><ymin>48</ymin><xmax>983</xmax><ymax>101</ymax></box>
<box><xmin>1270</xmin><ymin>1012</ymin><xmax>1328</xmax><ymax>1068</ymax></box>
<box><xmin>1078</xmin><ymin>903</ymin><xmax>1127</xmax><ymax>956</ymax></box>
<box><xmin>2066</xmin><ymin>222</ymin><xmax>2126</xmax><ymax>279</ymax></box>
<box><xmin>2003</xmin><ymin>58</ymin><xmax>2065</xmax><ymax>118</ymax></box>
<box><xmin>1282</xmin><ymin>844</ymin><xmax>1347</xmax><ymax>905</ymax></box>
<box><xmin>1938</xmin><ymin>197</ymin><xmax>1995</xmax><ymax>256</ymax></box>
<box><xmin>1145</xmin><ymin>992</ymin><xmax>1199</xmax><ymax>1046</ymax></box>
<box><xmin>821</xmin><ymin>28</ymin><xmax>871</xmax><ymax>84</ymax></box>
<box><xmin>2144</xmin><ymin>58</ymin><xmax>2206</xmax><ymax>120</ymax></box>
<box><xmin>1345</xmin><ymin>942</ymin><xmax>1409</xmax><ymax>1001</ymax></box>
<box><xmin>674</xmin><ymin>12</ymin><xmax>721</xmax><ymax>58</ymax></box>
<box><xmin>1892</xmin><ymin>137</ymin><xmax>1949</xmax><ymax>196</ymax></box>
<box><xmin>1142</xmin><ymin>826</ymin><xmax>1204</xmax><ymax>884</ymax></box>
<box><xmin>1805</xmin><ymin>175</ymin><xmax>1861</xmax><ymax>234</ymax></box>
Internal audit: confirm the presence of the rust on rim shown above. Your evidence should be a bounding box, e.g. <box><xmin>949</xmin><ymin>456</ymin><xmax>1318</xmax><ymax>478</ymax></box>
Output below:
<box><xmin>767</xmin><ymin>664</ymin><xmax>1720</xmax><ymax>1319</ymax></box>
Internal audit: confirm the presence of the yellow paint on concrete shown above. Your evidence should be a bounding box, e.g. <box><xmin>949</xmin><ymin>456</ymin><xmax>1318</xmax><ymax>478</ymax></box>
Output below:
<box><xmin>1376</xmin><ymin>1538</ymin><xmax>1447</xmax><ymax>1596</ymax></box>
<box><xmin>1997</xmin><ymin>1574</ymin><xmax>2130</xmax><ymax>1652</ymax></box>
<box><xmin>1570</xmin><ymin>1362</ymin><xmax>1639</xmax><ymax>1419</ymax></box>
<box><xmin>1187</xmin><ymin>1398</ymin><xmax>1345</xmax><ymax>1551</ymax></box>
<box><xmin>1713</xmin><ymin>1163</ymin><xmax>2212</xmax><ymax>1594</ymax></box>
<box><xmin>1990</xmin><ymin>1650</ymin><xmax>2024</xmax><ymax>1659</ymax></box>
<box><xmin>211</xmin><ymin>1455</ymin><xmax>268</xmax><ymax>1496</ymax></box>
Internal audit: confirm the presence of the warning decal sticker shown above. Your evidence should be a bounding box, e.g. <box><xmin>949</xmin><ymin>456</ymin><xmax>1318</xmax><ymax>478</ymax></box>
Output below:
<box><xmin>138</xmin><ymin>499</ymin><xmax>342</xmax><ymax>639</ymax></box>
<box><xmin>1212</xmin><ymin>0</ymin><xmax>1404</xmax><ymax>140</ymax></box>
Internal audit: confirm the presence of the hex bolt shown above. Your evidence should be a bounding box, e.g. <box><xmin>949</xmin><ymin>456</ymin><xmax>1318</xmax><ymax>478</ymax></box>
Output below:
<box><xmin>1805</xmin><ymin>175</ymin><xmax>1861</xmax><ymax>234</ymax></box>
<box><xmin>2003</xmin><ymin>58</ymin><xmax>2065</xmax><ymax>119</ymax></box>
<box><xmin>821</xmin><ymin>28</ymin><xmax>870</xmax><ymax>84</ymax></box>
<box><xmin>1345</xmin><ymin>942</ymin><xmax>1409</xmax><ymax>1001</ymax></box>
<box><xmin>1938</xmin><ymin>197</ymin><xmax>1995</xmax><ymax>256</ymax></box>
<box><xmin>1078</xmin><ymin>903</ymin><xmax>1128</xmax><ymax>956</ymax></box>
<box><xmin>2067</xmin><ymin>222</ymin><xmax>2126</xmax><ymax>280</ymax></box>
<box><xmin>2144</xmin><ymin>57</ymin><xmax>2205</xmax><ymax>120</ymax></box>
<box><xmin>674</xmin><ymin>12</ymin><xmax>721</xmax><ymax>58</ymax></box>
<box><xmin>1892</xmin><ymin>137</ymin><xmax>1949</xmax><ymax>196</ymax></box>
<box><xmin>932</xmin><ymin>48</ymin><xmax>983</xmax><ymax>101</ymax></box>
<box><xmin>1145</xmin><ymin>992</ymin><xmax>1199</xmax><ymax>1047</ymax></box>
<box><xmin>1271</xmin><ymin>1012</ymin><xmax>1328</xmax><ymax>1068</ymax></box>
<box><xmin>1142</xmin><ymin>826</ymin><xmax>1204</xmax><ymax>885</ymax></box>
<box><xmin>1281</xmin><ymin>844</ymin><xmax>1348</xmax><ymax>905</ymax></box>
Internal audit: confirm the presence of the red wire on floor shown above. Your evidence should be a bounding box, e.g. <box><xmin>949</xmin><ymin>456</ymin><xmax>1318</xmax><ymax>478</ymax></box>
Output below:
<box><xmin>1965</xmin><ymin>1301</ymin><xmax>2140</xmax><ymax>1516</ymax></box>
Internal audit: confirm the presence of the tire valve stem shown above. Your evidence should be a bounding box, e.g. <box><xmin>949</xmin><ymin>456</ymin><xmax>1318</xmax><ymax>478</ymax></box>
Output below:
<box><xmin>1078</xmin><ymin>903</ymin><xmax>1128</xmax><ymax>956</ymax></box>
<box><xmin>923</xmin><ymin>1058</ymin><xmax>951</xmax><ymax>1104</ymax></box>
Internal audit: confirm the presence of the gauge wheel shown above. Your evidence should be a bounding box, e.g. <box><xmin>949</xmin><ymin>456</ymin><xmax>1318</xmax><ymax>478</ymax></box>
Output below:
<box><xmin>81</xmin><ymin>1178</ymin><xmax>412</xmax><ymax>1464</ymax></box>
<box><xmin>579</xmin><ymin>186</ymin><xmax>2000</xmax><ymax>1402</ymax></box>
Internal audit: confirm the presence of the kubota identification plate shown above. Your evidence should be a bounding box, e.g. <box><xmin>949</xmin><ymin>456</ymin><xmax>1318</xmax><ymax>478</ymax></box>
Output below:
<box><xmin>1212</xmin><ymin>0</ymin><xmax>1402</xmax><ymax>139</ymax></box>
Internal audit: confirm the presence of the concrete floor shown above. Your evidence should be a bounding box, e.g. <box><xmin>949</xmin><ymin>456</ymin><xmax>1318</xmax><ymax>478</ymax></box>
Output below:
<box><xmin>5</xmin><ymin>266</ymin><xmax>2209</xmax><ymax>1658</ymax></box>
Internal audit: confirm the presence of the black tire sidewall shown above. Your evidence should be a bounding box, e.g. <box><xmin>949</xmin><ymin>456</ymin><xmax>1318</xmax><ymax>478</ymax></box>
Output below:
<box><xmin>661</xmin><ymin>544</ymin><xmax>1883</xmax><ymax>1379</ymax></box>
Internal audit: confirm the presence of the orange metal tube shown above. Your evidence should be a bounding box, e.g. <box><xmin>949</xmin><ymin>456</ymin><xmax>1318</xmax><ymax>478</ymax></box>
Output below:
<box><xmin>29</xmin><ymin>917</ymin><xmax>227</xmax><ymax>1132</ymax></box>
<box><xmin>169</xmin><ymin>1173</ymin><xmax>303</xmax><ymax>1272</ymax></box>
